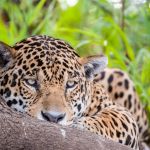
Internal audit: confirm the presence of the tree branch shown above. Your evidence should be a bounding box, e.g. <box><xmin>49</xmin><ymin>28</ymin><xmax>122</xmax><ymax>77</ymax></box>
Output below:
<box><xmin>0</xmin><ymin>97</ymin><xmax>133</xmax><ymax>150</ymax></box>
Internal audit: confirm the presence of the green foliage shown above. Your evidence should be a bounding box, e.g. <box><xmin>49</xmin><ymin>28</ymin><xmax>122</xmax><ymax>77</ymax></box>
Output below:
<box><xmin>0</xmin><ymin>0</ymin><xmax>150</xmax><ymax>121</ymax></box>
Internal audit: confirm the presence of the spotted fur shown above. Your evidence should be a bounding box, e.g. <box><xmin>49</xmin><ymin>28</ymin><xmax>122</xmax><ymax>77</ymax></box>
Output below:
<box><xmin>0</xmin><ymin>35</ymin><xmax>139</xmax><ymax>149</ymax></box>
<box><xmin>95</xmin><ymin>68</ymin><xmax>150</xmax><ymax>148</ymax></box>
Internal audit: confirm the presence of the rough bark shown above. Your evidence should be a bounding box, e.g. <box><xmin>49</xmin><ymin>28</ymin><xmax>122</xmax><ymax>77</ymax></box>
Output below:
<box><xmin>0</xmin><ymin>97</ymin><xmax>132</xmax><ymax>150</ymax></box>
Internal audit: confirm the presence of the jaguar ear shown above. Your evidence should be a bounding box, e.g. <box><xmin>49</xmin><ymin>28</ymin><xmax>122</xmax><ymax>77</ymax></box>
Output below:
<box><xmin>0</xmin><ymin>41</ymin><xmax>15</xmax><ymax>69</ymax></box>
<box><xmin>79</xmin><ymin>55</ymin><xmax>108</xmax><ymax>80</ymax></box>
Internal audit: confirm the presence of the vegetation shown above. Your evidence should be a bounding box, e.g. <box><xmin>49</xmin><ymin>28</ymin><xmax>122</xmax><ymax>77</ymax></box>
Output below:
<box><xmin>0</xmin><ymin>0</ymin><xmax>150</xmax><ymax>121</ymax></box>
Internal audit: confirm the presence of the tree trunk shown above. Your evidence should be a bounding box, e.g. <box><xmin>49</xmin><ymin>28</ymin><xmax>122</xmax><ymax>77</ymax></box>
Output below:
<box><xmin>0</xmin><ymin>97</ymin><xmax>133</xmax><ymax>150</ymax></box>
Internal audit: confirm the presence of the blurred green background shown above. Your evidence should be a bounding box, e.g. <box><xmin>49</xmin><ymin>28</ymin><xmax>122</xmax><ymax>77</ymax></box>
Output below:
<box><xmin>0</xmin><ymin>0</ymin><xmax>150</xmax><ymax>121</ymax></box>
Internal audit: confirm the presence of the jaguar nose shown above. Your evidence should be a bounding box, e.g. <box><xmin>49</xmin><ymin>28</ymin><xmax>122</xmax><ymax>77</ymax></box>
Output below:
<box><xmin>41</xmin><ymin>111</ymin><xmax>66</xmax><ymax>123</ymax></box>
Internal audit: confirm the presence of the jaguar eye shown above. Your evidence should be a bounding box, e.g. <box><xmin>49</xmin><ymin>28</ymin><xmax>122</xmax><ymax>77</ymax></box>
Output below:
<box><xmin>66</xmin><ymin>81</ymin><xmax>77</xmax><ymax>89</ymax></box>
<box><xmin>24</xmin><ymin>79</ymin><xmax>39</xmax><ymax>89</ymax></box>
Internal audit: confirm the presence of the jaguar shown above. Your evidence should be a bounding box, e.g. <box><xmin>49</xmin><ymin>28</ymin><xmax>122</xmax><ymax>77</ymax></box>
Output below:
<box><xmin>0</xmin><ymin>35</ymin><xmax>139</xmax><ymax>149</ymax></box>
<box><xmin>95</xmin><ymin>68</ymin><xmax>150</xmax><ymax>149</ymax></box>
